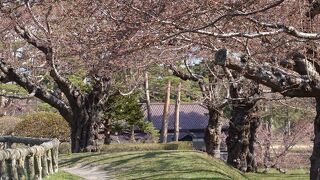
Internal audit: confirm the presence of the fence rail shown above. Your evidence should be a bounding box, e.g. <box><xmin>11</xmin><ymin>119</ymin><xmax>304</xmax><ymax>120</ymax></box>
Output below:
<box><xmin>0</xmin><ymin>136</ymin><xmax>59</xmax><ymax>180</ymax></box>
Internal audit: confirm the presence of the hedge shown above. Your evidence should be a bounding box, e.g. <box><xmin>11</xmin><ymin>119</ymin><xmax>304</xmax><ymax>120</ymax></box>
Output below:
<box><xmin>0</xmin><ymin>116</ymin><xmax>22</xmax><ymax>135</ymax></box>
<box><xmin>100</xmin><ymin>141</ymin><xmax>194</xmax><ymax>153</ymax></box>
<box><xmin>14</xmin><ymin>112</ymin><xmax>70</xmax><ymax>142</ymax></box>
<box><xmin>58</xmin><ymin>141</ymin><xmax>193</xmax><ymax>154</ymax></box>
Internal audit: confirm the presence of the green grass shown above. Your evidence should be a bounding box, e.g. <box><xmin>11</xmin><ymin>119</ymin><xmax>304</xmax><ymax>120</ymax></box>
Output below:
<box><xmin>246</xmin><ymin>169</ymin><xmax>308</xmax><ymax>180</ymax></box>
<box><xmin>59</xmin><ymin>150</ymin><xmax>309</xmax><ymax>180</ymax></box>
<box><xmin>100</xmin><ymin>141</ymin><xmax>194</xmax><ymax>152</ymax></box>
<box><xmin>44</xmin><ymin>171</ymin><xmax>83</xmax><ymax>180</ymax></box>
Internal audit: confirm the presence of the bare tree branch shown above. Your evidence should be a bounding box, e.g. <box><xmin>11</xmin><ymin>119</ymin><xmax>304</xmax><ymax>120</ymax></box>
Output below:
<box><xmin>12</xmin><ymin>19</ymin><xmax>81</xmax><ymax>108</ymax></box>
<box><xmin>162</xmin><ymin>0</ymin><xmax>285</xmax><ymax>40</ymax></box>
<box><xmin>214</xmin><ymin>48</ymin><xmax>320</xmax><ymax>97</ymax></box>
<box><xmin>25</xmin><ymin>0</ymin><xmax>49</xmax><ymax>35</ymax></box>
<box><xmin>248</xmin><ymin>17</ymin><xmax>320</xmax><ymax>40</ymax></box>
<box><xmin>0</xmin><ymin>59</ymin><xmax>72</xmax><ymax>121</ymax></box>
<box><xmin>0</xmin><ymin>88</ymin><xmax>36</xmax><ymax>99</ymax></box>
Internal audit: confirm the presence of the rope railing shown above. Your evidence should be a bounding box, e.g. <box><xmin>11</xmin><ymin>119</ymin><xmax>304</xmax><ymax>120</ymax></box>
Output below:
<box><xmin>0</xmin><ymin>136</ymin><xmax>59</xmax><ymax>180</ymax></box>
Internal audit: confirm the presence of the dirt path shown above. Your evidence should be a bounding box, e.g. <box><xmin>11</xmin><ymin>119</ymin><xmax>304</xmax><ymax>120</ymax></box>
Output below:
<box><xmin>62</xmin><ymin>164</ymin><xmax>110</xmax><ymax>180</ymax></box>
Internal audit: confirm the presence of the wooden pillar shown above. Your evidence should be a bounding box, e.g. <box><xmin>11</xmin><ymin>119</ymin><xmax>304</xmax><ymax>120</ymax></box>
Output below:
<box><xmin>41</xmin><ymin>154</ymin><xmax>48</xmax><ymax>178</ymax></box>
<box><xmin>34</xmin><ymin>155</ymin><xmax>42</xmax><ymax>179</ymax></box>
<box><xmin>7</xmin><ymin>159</ymin><xmax>18</xmax><ymax>180</ymax></box>
<box><xmin>160</xmin><ymin>81</ymin><xmax>171</xmax><ymax>143</ymax></box>
<box><xmin>0</xmin><ymin>160</ymin><xmax>6</xmax><ymax>179</ymax></box>
<box><xmin>145</xmin><ymin>72</ymin><xmax>152</xmax><ymax>122</ymax></box>
<box><xmin>174</xmin><ymin>83</ymin><xmax>181</xmax><ymax>142</ymax></box>
<box><xmin>17</xmin><ymin>158</ymin><xmax>26</xmax><ymax>180</ymax></box>
<box><xmin>26</xmin><ymin>154</ymin><xmax>35</xmax><ymax>180</ymax></box>
<box><xmin>47</xmin><ymin>150</ymin><xmax>54</xmax><ymax>174</ymax></box>
<box><xmin>52</xmin><ymin>147</ymin><xmax>59</xmax><ymax>173</ymax></box>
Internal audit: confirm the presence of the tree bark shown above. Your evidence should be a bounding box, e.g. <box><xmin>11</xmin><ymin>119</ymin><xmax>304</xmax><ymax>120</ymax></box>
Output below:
<box><xmin>310</xmin><ymin>97</ymin><xmax>320</xmax><ymax>180</ymax></box>
<box><xmin>104</xmin><ymin>119</ymin><xmax>112</xmax><ymax>145</ymax></box>
<box><xmin>227</xmin><ymin>103</ymin><xmax>252</xmax><ymax>171</ymax></box>
<box><xmin>130</xmin><ymin>126</ymin><xmax>135</xmax><ymax>142</ymax></box>
<box><xmin>227</xmin><ymin>101</ymin><xmax>258</xmax><ymax>172</ymax></box>
<box><xmin>70</xmin><ymin>111</ymin><xmax>100</xmax><ymax>153</ymax></box>
<box><xmin>263</xmin><ymin>117</ymin><xmax>273</xmax><ymax>172</ymax></box>
<box><xmin>247</xmin><ymin>114</ymin><xmax>260</xmax><ymax>172</ymax></box>
<box><xmin>160</xmin><ymin>81</ymin><xmax>171</xmax><ymax>143</ymax></box>
<box><xmin>204</xmin><ymin>108</ymin><xmax>222</xmax><ymax>158</ymax></box>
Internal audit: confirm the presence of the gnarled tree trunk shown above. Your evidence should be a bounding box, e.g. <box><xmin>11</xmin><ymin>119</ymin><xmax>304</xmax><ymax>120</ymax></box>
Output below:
<box><xmin>215</xmin><ymin>48</ymin><xmax>320</xmax><ymax>176</ymax></box>
<box><xmin>226</xmin><ymin>72</ymin><xmax>261</xmax><ymax>172</ymax></box>
<box><xmin>310</xmin><ymin>97</ymin><xmax>320</xmax><ymax>180</ymax></box>
<box><xmin>69</xmin><ymin>108</ymin><xmax>101</xmax><ymax>153</ymax></box>
<box><xmin>204</xmin><ymin>108</ymin><xmax>222</xmax><ymax>158</ymax></box>
<box><xmin>227</xmin><ymin>102</ymin><xmax>256</xmax><ymax>172</ymax></box>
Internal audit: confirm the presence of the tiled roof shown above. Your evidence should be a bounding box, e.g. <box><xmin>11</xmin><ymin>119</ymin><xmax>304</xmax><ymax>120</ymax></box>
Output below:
<box><xmin>145</xmin><ymin>103</ymin><xmax>210</xmax><ymax>130</ymax></box>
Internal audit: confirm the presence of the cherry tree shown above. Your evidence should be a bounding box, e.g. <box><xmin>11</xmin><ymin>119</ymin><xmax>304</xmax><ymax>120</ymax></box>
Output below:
<box><xmin>0</xmin><ymin>0</ymin><xmax>167</xmax><ymax>152</ymax></box>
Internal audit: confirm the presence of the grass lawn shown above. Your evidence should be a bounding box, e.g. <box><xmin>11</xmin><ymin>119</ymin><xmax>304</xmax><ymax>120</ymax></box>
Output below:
<box><xmin>246</xmin><ymin>169</ymin><xmax>308</xmax><ymax>180</ymax></box>
<box><xmin>59</xmin><ymin>150</ymin><xmax>308</xmax><ymax>180</ymax></box>
<box><xmin>44</xmin><ymin>171</ymin><xmax>83</xmax><ymax>180</ymax></box>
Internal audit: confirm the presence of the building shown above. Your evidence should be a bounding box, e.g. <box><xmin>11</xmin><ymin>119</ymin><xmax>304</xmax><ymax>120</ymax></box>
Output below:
<box><xmin>146</xmin><ymin>103</ymin><xmax>228</xmax><ymax>151</ymax></box>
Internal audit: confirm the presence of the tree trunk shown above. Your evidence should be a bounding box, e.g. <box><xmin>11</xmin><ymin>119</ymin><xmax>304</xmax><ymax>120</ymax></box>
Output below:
<box><xmin>70</xmin><ymin>111</ymin><xmax>100</xmax><ymax>153</ymax></box>
<box><xmin>104</xmin><ymin>119</ymin><xmax>112</xmax><ymax>145</ymax></box>
<box><xmin>130</xmin><ymin>126</ymin><xmax>135</xmax><ymax>142</ymax></box>
<box><xmin>227</xmin><ymin>102</ymin><xmax>256</xmax><ymax>172</ymax></box>
<box><xmin>204</xmin><ymin>108</ymin><xmax>222</xmax><ymax>158</ymax></box>
<box><xmin>310</xmin><ymin>97</ymin><xmax>320</xmax><ymax>180</ymax></box>
<box><xmin>160</xmin><ymin>81</ymin><xmax>171</xmax><ymax>143</ymax></box>
<box><xmin>247</xmin><ymin>114</ymin><xmax>260</xmax><ymax>172</ymax></box>
<box><xmin>263</xmin><ymin>117</ymin><xmax>273</xmax><ymax>172</ymax></box>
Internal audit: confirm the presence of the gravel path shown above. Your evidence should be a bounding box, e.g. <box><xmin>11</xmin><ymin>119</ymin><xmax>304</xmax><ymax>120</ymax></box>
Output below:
<box><xmin>62</xmin><ymin>164</ymin><xmax>110</xmax><ymax>180</ymax></box>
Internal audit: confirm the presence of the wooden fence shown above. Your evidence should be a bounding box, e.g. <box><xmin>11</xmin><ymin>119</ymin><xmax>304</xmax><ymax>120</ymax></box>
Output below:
<box><xmin>0</xmin><ymin>136</ymin><xmax>59</xmax><ymax>180</ymax></box>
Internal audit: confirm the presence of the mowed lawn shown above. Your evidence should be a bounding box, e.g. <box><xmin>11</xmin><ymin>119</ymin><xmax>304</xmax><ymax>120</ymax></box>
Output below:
<box><xmin>54</xmin><ymin>150</ymin><xmax>309</xmax><ymax>180</ymax></box>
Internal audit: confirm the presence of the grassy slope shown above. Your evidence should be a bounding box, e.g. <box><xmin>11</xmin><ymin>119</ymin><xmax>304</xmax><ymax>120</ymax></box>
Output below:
<box><xmin>59</xmin><ymin>150</ymin><xmax>308</xmax><ymax>180</ymax></box>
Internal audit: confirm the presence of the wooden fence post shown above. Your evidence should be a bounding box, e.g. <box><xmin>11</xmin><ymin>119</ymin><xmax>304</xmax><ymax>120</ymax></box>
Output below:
<box><xmin>26</xmin><ymin>154</ymin><xmax>35</xmax><ymax>179</ymax></box>
<box><xmin>41</xmin><ymin>153</ymin><xmax>49</xmax><ymax>178</ymax></box>
<box><xmin>47</xmin><ymin>150</ymin><xmax>54</xmax><ymax>174</ymax></box>
<box><xmin>34</xmin><ymin>155</ymin><xmax>42</xmax><ymax>179</ymax></box>
<box><xmin>52</xmin><ymin>147</ymin><xmax>59</xmax><ymax>173</ymax></box>
<box><xmin>17</xmin><ymin>158</ymin><xmax>26</xmax><ymax>180</ymax></box>
<box><xmin>8</xmin><ymin>159</ymin><xmax>19</xmax><ymax>180</ymax></box>
<box><xmin>0</xmin><ymin>137</ymin><xmax>59</xmax><ymax>179</ymax></box>
<box><xmin>174</xmin><ymin>83</ymin><xmax>181</xmax><ymax>142</ymax></box>
<box><xmin>161</xmin><ymin>80</ymin><xmax>171</xmax><ymax>143</ymax></box>
<box><xmin>0</xmin><ymin>160</ymin><xmax>6</xmax><ymax>179</ymax></box>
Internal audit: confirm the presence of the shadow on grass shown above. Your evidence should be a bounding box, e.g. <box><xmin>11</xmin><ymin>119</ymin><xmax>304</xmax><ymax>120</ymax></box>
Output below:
<box><xmin>60</xmin><ymin>151</ymin><xmax>146</xmax><ymax>167</ymax></box>
<box><xmin>128</xmin><ymin>170</ymin><xmax>232</xmax><ymax>180</ymax></box>
<box><xmin>60</xmin><ymin>151</ymin><xmax>247</xmax><ymax>179</ymax></box>
<box><xmin>101</xmin><ymin>152</ymin><xmax>236</xmax><ymax>179</ymax></box>
<box><xmin>59</xmin><ymin>153</ymin><xmax>103</xmax><ymax>167</ymax></box>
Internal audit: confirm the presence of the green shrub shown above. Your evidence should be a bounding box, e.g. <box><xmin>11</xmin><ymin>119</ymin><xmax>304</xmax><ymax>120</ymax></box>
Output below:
<box><xmin>100</xmin><ymin>141</ymin><xmax>193</xmax><ymax>153</ymax></box>
<box><xmin>142</xmin><ymin>122</ymin><xmax>159</xmax><ymax>143</ymax></box>
<box><xmin>0</xmin><ymin>116</ymin><xmax>22</xmax><ymax>135</ymax></box>
<box><xmin>14</xmin><ymin>112</ymin><xmax>70</xmax><ymax>141</ymax></box>
<box><xmin>59</xmin><ymin>142</ymin><xmax>72</xmax><ymax>154</ymax></box>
